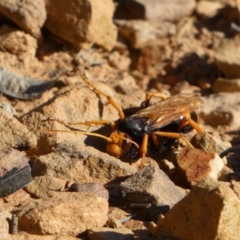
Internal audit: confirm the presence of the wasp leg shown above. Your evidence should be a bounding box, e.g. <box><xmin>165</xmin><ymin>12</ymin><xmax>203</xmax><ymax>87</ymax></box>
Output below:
<box><xmin>44</xmin><ymin>118</ymin><xmax>117</xmax><ymax>130</ymax></box>
<box><xmin>79</xmin><ymin>71</ymin><xmax>125</xmax><ymax>121</ymax></box>
<box><xmin>139</xmin><ymin>133</ymin><xmax>149</xmax><ymax>168</ymax></box>
<box><xmin>183</xmin><ymin>116</ymin><xmax>204</xmax><ymax>134</ymax></box>
<box><xmin>154</xmin><ymin>132</ymin><xmax>194</xmax><ymax>148</ymax></box>
<box><xmin>143</xmin><ymin>92</ymin><xmax>168</xmax><ymax>107</ymax></box>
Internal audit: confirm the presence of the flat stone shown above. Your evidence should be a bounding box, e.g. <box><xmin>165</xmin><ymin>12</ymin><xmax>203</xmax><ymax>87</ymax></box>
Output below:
<box><xmin>31</xmin><ymin>143</ymin><xmax>137</xmax><ymax>185</ymax></box>
<box><xmin>17</xmin><ymin>192</ymin><xmax>108</xmax><ymax>236</ymax></box>
<box><xmin>25</xmin><ymin>176</ymin><xmax>67</xmax><ymax>198</ymax></box>
<box><xmin>69</xmin><ymin>182</ymin><xmax>109</xmax><ymax>201</ymax></box>
<box><xmin>120</xmin><ymin>165</ymin><xmax>185</xmax><ymax>210</ymax></box>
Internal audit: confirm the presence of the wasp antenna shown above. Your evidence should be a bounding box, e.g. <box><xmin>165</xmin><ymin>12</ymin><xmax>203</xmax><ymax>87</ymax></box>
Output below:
<box><xmin>48</xmin><ymin>129</ymin><xmax>113</xmax><ymax>143</ymax></box>
<box><xmin>122</xmin><ymin>137</ymin><xmax>139</xmax><ymax>149</ymax></box>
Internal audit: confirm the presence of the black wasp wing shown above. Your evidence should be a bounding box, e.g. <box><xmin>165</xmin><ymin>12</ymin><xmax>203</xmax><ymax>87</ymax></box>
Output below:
<box><xmin>131</xmin><ymin>93</ymin><xmax>203</xmax><ymax>129</ymax></box>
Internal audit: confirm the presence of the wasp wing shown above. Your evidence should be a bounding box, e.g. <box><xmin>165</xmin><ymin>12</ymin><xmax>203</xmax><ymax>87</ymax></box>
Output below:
<box><xmin>131</xmin><ymin>93</ymin><xmax>203</xmax><ymax>129</ymax></box>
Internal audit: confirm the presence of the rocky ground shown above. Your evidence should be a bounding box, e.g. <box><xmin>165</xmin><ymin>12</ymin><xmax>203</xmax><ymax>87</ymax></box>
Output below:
<box><xmin>0</xmin><ymin>0</ymin><xmax>240</xmax><ymax>239</ymax></box>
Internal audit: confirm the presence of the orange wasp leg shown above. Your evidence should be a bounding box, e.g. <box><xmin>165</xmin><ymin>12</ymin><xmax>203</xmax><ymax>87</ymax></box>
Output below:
<box><xmin>79</xmin><ymin>71</ymin><xmax>125</xmax><ymax>121</ymax></box>
<box><xmin>183</xmin><ymin>115</ymin><xmax>204</xmax><ymax>134</ymax></box>
<box><xmin>138</xmin><ymin>133</ymin><xmax>149</xmax><ymax>168</ymax></box>
<box><xmin>144</xmin><ymin>92</ymin><xmax>168</xmax><ymax>107</ymax></box>
<box><xmin>154</xmin><ymin>132</ymin><xmax>194</xmax><ymax>148</ymax></box>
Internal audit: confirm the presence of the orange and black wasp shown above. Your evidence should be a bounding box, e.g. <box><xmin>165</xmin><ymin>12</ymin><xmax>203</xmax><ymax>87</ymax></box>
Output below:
<box><xmin>47</xmin><ymin>70</ymin><xmax>204</xmax><ymax>167</ymax></box>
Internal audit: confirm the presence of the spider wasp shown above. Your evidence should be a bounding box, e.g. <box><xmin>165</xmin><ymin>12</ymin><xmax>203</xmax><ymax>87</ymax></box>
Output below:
<box><xmin>47</xmin><ymin>70</ymin><xmax>204</xmax><ymax>168</ymax></box>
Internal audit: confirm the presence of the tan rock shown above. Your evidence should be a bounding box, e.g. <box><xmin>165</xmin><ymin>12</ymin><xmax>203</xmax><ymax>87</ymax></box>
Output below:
<box><xmin>0</xmin><ymin>233</ymin><xmax>79</xmax><ymax>240</ymax></box>
<box><xmin>108</xmin><ymin>51</ymin><xmax>131</xmax><ymax>71</ymax></box>
<box><xmin>230</xmin><ymin>180</ymin><xmax>240</xmax><ymax>200</ymax></box>
<box><xmin>31</xmin><ymin>144</ymin><xmax>137</xmax><ymax>184</ymax></box>
<box><xmin>177</xmin><ymin>148</ymin><xmax>224</xmax><ymax>183</ymax></box>
<box><xmin>170</xmin><ymin>80</ymin><xmax>201</xmax><ymax>95</ymax></box>
<box><xmin>25</xmin><ymin>176</ymin><xmax>67</xmax><ymax>198</ymax></box>
<box><xmin>149</xmin><ymin>178</ymin><xmax>240</xmax><ymax>240</ymax></box>
<box><xmin>237</xmin><ymin>0</ymin><xmax>240</xmax><ymax>11</ymax></box>
<box><xmin>123</xmin><ymin>219</ymin><xmax>150</xmax><ymax>240</ymax></box>
<box><xmin>213</xmin><ymin>78</ymin><xmax>240</xmax><ymax>93</ymax></box>
<box><xmin>83</xmin><ymin>66</ymin><xmax>145</xmax><ymax>109</ymax></box>
<box><xmin>69</xmin><ymin>182</ymin><xmax>109</xmax><ymax>201</ymax></box>
<box><xmin>0</xmin><ymin>189</ymin><xmax>31</xmax><ymax>212</ymax></box>
<box><xmin>0</xmin><ymin>47</ymin><xmax>41</xmax><ymax>81</ymax></box>
<box><xmin>136</xmin><ymin>40</ymin><xmax>172</xmax><ymax>76</ymax></box>
<box><xmin>0</xmin><ymin>102</ymin><xmax>15</xmax><ymax>116</ymax></box>
<box><xmin>158</xmin><ymin>159</ymin><xmax>176</xmax><ymax>175</ymax></box>
<box><xmin>17</xmin><ymin>192</ymin><xmax>108</xmax><ymax>236</ymax></box>
<box><xmin>0</xmin><ymin>148</ymin><xmax>30</xmax><ymax>177</ymax></box>
<box><xmin>0</xmin><ymin>108</ymin><xmax>37</xmax><ymax>150</ymax></box>
<box><xmin>21</xmin><ymin>81</ymin><xmax>119</xmax><ymax>155</ymax></box>
<box><xmin>88</xmin><ymin>227</ymin><xmax>134</xmax><ymax>240</ymax></box>
<box><xmin>108</xmin><ymin>207</ymin><xmax>130</xmax><ymax>220</ymax></box>
<box><xmin>115</xmin><ymin>0</ymin><xmax>196</xmax><ymax>22</ymax></box>
<box><xmin>191</xmin><ymin>132</ymin><xmax>231</xmax><ymax>155</ymax></box>
<box><xmin>106</xmin><ymin>216</ymin><xmax>123</xmax><ymax>229</ymax></box>
<box><xmin>115</xmin><ymin>20</ymin><xmax>176</xmax><ymax>49</ymax></box>
<box><xmin>215</xmin><ymin>35</ymin><xmax>240</xmax><ymax>78</ymax></box>
<box><xmin>45</xmin><ymin>0</ymin><xmax>117</xmax><ymax>50</ymax></box>
<box><xmin>120</xmin><ymin>165</ymin><xmax>185</xmax><ymax>209</ymax></box>
<box><xmin>196</xmin><ymin>1</ymin><xmax>224</xmax><ymax>17</ymax></box>
<box><xmin>200</xmin><ymin>92</ymin><xmax>240</xmax><ymax>130</ymax></box>
<box><xmin>0</xmin><ymin>211</ymin><xmax>12</xmax><ymax>234</ymax></box>
<box><xmin>0</xmin><ymin>25</ymin><xmax>37</xmax><ymax>56</ymax></box>
<box><xmin>106</xmin><ymin>207</ymin><xmax>133</xmax><ymax>228</ymax></box>
<box><xmin>0</xmin><ymin>0</ymin><xmax>46</xmax><ymax>39</ymax></box>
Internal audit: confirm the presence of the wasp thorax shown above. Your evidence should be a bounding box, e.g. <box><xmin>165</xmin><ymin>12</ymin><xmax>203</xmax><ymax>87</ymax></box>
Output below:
<box><xmin>106</xmin><ymin>131</ymin><xmax>132</xmax><ymax>158</ymax></box>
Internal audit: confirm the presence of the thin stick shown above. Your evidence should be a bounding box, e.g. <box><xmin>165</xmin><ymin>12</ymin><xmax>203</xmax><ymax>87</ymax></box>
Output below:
<box><xmin>10</xmin><ymin>214</ymin><xmax>18</xmax><ymax>234</ymax></box>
